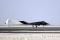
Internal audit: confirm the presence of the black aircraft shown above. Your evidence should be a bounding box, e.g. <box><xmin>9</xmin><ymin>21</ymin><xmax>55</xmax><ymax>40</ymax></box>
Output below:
<box><xmin>19</xmin><ymin>21</ymin><xmax>49</xmax><ymax>28</ymax></box>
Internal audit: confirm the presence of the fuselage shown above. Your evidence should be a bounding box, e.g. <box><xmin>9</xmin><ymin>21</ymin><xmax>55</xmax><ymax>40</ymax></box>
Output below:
<box><xmin>19</xmin><ymin>21</ymin><xmax>49</xmax><ymax>26</ymax></box>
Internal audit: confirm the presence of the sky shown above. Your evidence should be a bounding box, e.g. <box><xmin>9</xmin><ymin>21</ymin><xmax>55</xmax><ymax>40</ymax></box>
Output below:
<box><xmin>0</xmin><ymin>0</ymin><xmax>60</xmax><ymax>25</ymax></box>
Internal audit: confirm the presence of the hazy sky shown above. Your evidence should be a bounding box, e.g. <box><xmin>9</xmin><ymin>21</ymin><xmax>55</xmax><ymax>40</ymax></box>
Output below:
<box><xmin>0</xmin><ymin>0</ymin><xmax>60</xmax><ymax>25</ymax></box>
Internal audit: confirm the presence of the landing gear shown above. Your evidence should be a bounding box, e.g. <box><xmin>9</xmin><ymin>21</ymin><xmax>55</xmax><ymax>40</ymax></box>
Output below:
<box><xmin>36</xmin><ymin>25</ymin><xmax>38</xmax><ymax>28</ymax></box>
<box><xmin>32</xmin><ymin>25</ymin><xmax>38</xmax><ymax>29</ymax></box>
<box><xmin>32</xmin><ymin>25</ymin><xmax>38</xmax><ymax>28</ymax></box>
<box><xmin>32</xmin><ymin>25</ymin><xmax>38</xmax><ymax>31</ymax></box>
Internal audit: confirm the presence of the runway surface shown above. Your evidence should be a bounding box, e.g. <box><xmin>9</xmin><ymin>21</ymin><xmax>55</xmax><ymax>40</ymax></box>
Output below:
<box><xmin>0</xmin><ymin>25</ymin><xmax>60</xmax><ymax>33</ymax></box>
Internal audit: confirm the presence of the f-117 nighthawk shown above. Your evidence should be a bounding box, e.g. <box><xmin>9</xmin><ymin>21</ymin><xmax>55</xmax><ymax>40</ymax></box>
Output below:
<box><xmin>19</xmin><ymin>21</ymin><xmax>49</xmax><ymax>28</ymax></box>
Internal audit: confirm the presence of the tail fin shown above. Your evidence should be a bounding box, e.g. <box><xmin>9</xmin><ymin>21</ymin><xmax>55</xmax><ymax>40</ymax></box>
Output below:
<box><xmin>19</xmin><ymin>21</ymin><xmax>28</xmax><ymax>24</ymax></box>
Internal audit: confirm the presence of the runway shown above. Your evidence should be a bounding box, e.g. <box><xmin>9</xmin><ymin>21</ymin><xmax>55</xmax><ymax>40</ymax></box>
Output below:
<box><xmin>0</xmin><ymin>27</ymin><xmax>60</xmax><ymax>31</ymax></box>
<box><xmin>0</xmin><ymin>25</ymin><xmax>60</xmax><ymax>33</ymax></box>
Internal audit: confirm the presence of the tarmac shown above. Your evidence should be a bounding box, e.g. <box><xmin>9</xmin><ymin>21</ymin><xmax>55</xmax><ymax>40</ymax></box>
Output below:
<box><xmin>0</xmin><ymin>25</ymin><xmax>60</xmax><ymax>33</ymax></box>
